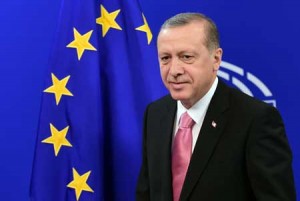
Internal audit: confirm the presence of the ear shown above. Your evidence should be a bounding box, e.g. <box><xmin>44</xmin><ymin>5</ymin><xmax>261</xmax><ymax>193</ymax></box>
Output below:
<box><xmin>213</xmin><ymin>48</ymin><xmax>223</xmax><ymax>71</ymax></box>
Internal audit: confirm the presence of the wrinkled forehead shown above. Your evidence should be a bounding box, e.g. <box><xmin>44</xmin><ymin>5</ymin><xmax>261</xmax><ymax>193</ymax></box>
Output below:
<box><xmin>157</xmin><ymin>21</ymin><xmax>207</xmax><ymax>45</ymax></box>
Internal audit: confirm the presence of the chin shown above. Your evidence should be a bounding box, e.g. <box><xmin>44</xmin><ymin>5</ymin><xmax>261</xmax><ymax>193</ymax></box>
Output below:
<box><xmin>170</xmin><ymin>92</ymin><xmax>189</xmax><ymax>101</ymax></box>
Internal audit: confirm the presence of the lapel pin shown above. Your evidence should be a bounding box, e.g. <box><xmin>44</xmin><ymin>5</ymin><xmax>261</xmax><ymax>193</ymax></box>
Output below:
<box><xmin>212</xmin><ymin>121</ymin><xmax>217</xmax><ymax>128</ymax></box>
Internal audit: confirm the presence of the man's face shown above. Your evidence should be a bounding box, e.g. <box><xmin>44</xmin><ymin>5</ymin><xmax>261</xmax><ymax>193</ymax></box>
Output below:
<box><xmin>157</xmin><ymin>21</ymin><xmax>222</xmax><ymax>108</ymax></box>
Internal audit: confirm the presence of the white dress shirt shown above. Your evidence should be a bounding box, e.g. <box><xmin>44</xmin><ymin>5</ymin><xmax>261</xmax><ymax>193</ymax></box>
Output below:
<box><xmin>173</xmin><ymin>77</ymin><xmax>218</xmax><ymax>152</ymax></box>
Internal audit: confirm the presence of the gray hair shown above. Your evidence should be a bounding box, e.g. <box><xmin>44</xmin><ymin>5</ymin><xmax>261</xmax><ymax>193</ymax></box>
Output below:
<box><xmin>159</xmin><ymin>12</ymin><xmax>220</xmax><ymax>51</ymax></box>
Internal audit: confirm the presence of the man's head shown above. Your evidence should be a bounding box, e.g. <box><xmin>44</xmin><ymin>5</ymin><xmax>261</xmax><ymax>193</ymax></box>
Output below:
<box><xmin>160</xmin><ymin>13</ymin><xmax>220</xmax><ymax>51</ymax></box>
<box><xmin>157</xmin><ymin>13</ymin><xmax>223</xmax><ymax>108</ymax></box>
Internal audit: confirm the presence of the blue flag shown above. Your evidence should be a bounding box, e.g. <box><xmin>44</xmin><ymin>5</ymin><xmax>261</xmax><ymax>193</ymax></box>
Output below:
<box><xmin>30</xmin><ymin>0</ymin><xmax>165</xmax><ymax>200</ymax></box>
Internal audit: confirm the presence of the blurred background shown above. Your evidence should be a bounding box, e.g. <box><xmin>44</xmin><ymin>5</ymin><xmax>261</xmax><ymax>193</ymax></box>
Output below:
<box><xmin>0</xmin><ymin>0</ymin><xmax>299</xmax><ymax>200</ymax></box>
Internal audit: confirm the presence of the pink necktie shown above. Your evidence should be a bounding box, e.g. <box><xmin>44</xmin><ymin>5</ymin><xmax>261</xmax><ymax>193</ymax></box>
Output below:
<box><xmin>172</xmin><ymin>112</ymin><xmax>195</xmax><ymax>201</ymax></box>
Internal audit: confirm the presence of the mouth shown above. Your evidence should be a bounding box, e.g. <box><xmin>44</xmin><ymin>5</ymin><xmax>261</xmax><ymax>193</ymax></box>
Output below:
<box><xmin>169</xmin><ymin>82</ymin><xmax>187</xmax><ymax>90</ymax></box>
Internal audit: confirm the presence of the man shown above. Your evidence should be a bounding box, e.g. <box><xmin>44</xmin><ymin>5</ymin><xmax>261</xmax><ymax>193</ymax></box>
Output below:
<box><xmin>136</xmin><ymin>13</ymin><xmax>296</xmax><ymax>201</ymax></box>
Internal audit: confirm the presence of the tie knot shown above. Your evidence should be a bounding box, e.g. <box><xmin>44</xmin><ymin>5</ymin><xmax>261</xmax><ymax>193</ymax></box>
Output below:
<box><xmin>179</xmin><ymin>112</ymin><xmax>195</xmax><ymax>128</ymax></box>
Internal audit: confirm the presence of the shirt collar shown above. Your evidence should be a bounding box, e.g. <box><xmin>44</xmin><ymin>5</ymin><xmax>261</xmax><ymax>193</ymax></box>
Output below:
<box><xmin>176</xmin><ymin>77</ymin><xmax>218</xmax><ymax>125</ymax></box>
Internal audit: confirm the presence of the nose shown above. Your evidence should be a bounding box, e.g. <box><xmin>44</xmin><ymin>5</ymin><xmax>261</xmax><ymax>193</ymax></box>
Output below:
<box><xmin>169</xmin><ymin>58</ymin><xmax>184</xmax><ymax>77</ymax></box>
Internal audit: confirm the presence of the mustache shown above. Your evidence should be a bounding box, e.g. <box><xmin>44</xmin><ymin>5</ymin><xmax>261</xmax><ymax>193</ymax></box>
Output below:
<box><xmin>167</xmin><ymin>75</ymin><xmax>189</xmax><ymax>83</ymax></box>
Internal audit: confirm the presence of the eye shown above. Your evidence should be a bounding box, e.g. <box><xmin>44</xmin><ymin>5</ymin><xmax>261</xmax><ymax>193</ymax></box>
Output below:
<box><xmin>160</xmin><ymin>56</ymin><xmax>171</xmax><ymax>64</ymax></box>
<box><xmin>180</xmin><ymin>54</ymin><xmax>194</xmax><ymax>63</ymax></box>
<box><xmin>182</xmin><ymin>55</ymin><xmax>192</xmax><ymax>59</ymax></box>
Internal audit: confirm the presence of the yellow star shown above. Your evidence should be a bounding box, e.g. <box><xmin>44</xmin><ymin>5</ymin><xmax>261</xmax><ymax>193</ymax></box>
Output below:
<box><xmin>67</xmin><ymin>168</ymin><xmax>94</xmax><ymax>200</ymax></box>
<box><xmin>135</xmin><ymin>14</ymin><xmax>153</xmax><ymax>44</ymax></box>
<box><xmin>67</xmin><ymin>28</ymin><xmax>96</xmax><ymax>60</ymax></box>
<box><xmin>96</xmin><ymin>5</ymin><xmax>122</xmax><ymax>37</ymax></box>
<box><xmin>41</xmin><ymin>123</ymin><xmax>72</xmax><ymax>156</ymax></box>
<box><xmin>44</xmin><ymin>73</ymin><xmax>73</xmax><ymax>105</ymax></box>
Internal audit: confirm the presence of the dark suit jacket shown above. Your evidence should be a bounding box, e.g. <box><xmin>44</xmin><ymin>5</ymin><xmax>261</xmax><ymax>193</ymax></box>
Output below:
<box><xmin>136</xmin><ymin>80</ymin><xmax>296</xmax><ymax>201</ymax></box>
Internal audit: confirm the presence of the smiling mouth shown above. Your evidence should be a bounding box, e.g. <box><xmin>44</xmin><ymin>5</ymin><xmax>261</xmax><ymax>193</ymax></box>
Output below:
<box><xmin>169</xmin><ymin>82</ymin><xmax>187</xmax><ymax>89</ymax></box>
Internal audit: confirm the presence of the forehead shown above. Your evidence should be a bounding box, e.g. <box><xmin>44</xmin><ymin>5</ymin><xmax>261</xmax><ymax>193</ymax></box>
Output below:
<box><xmin>157</xmin><ymin>21</ymin><xmax>207</xmax><ymax>51</ymax></box>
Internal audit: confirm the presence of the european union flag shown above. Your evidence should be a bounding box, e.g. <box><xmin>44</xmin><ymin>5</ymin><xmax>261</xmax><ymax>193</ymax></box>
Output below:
<box><xmin>30</xmin><ymin>0</ymin><xmax>165</xmax><ymax>200</ymax></box>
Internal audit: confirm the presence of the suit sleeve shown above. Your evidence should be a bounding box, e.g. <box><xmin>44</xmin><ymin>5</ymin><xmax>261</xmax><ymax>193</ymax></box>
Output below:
<box><xmin>246</xmin><ymin>105</ymin><xmax>296</xmax><ymax>201</ymax></box>
<box><xmin>136</xmin><ymin>104</ymin><xmax>150</xmax><ymax>201</ymax></box>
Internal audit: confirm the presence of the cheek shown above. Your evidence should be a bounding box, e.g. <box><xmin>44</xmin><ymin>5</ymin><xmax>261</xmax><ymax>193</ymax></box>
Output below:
<box><xmin>160</xmin><ymin>66</ymin><xmax>169</xmax><ymax>79</ymax></box>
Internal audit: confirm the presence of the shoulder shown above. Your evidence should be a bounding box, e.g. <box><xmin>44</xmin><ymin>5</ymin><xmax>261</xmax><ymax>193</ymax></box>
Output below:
<box><xmin>146</xmin><ymin>94</ymin><xmax>175</xmax><ymax>111</ymax></box>
<box><xmin>225</xmin><ymin>83</ymin><xmax>281</xmax><ymax>119</ymax></box>
<box><xmin>215</xmin><ymin>80</ymin><xmax>280</xmax><ymax>120</ymax></box>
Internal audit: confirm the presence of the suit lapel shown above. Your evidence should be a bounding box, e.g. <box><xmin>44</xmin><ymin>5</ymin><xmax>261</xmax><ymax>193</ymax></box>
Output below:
<box><xmin>180</xmin><ymin>81</ymin><xmax>230</xmax><ymax>200</ymax></box>
<box><xmin>158</xmin><ymin>97</ymin><xmax>177</xmax><ymax>201</ymax></box>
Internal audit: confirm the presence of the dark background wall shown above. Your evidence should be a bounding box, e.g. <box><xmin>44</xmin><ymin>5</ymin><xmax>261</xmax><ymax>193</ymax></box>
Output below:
<box><xmin>0</xmin><ymin>0</ymin><xmax>299</xmax><ymax>200</ymax></box>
